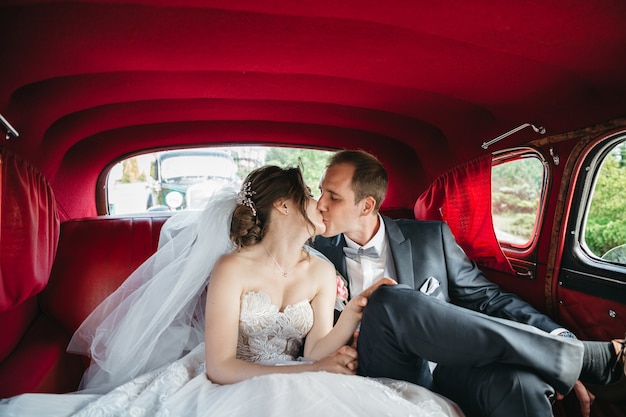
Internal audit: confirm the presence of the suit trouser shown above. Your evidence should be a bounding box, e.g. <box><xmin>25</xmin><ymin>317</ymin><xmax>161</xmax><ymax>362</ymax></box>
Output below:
<box><xmin>357</xmin><ymin>285</ymin><xmax>584</xmax><ymax>417</ymax></box>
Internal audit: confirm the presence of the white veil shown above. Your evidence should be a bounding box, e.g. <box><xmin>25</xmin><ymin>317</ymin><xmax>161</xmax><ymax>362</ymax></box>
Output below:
<box><xmin>67</xmin><ymin>187</ymin><xmax>238</xmax><ymax>394</ymax></box>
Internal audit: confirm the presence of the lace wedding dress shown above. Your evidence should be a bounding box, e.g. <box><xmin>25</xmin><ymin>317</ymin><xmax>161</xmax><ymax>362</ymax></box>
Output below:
<box><xmin>0</xmin><ymin>291</ymin><xmax>464</xmax><ymax>417</ymax></box>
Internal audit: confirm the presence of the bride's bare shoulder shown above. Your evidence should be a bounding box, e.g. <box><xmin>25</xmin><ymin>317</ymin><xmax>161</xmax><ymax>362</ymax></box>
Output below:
<box><xmin>308</xmin><ymin>251</ymin><xmax>336</xmax><ymax>277</ymax></box>
<box><xmin>215</xmin><ymin>249</ymin><xmax>249</xmax><ymax>267</ymax></box>
<box><xmin>207</xmin><ymin>250</ymin><xmax>259</xmax><ymax>295</ymax></box>
<box><xmin>213</xmin><ymin>247</ymin><xmax>262</xmax><ymax>277</ymax></box>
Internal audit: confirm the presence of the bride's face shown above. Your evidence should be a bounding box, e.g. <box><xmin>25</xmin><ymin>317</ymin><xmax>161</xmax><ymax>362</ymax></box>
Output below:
<box><xmin>305</xmin><ymin>195</ymin><xmax>326</xmax><ymax>236</ymax></box>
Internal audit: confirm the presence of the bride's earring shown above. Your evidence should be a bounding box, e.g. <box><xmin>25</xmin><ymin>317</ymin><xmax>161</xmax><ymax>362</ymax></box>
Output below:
<box><xmin>283</xmin><ymin>204</ymin><xmax>289</xmax><ymax>215</ymax></box>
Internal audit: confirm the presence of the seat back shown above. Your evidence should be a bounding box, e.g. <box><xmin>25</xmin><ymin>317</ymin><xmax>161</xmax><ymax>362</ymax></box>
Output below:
<box><xmin>40</xmin><ymin>215</ymin><xmax>169</xmax><ymax>333</ymax></box>
<box><xmin>1</xmin><ymin>213</ymin><xmax>170</xmax><ymax>398</ymax></box>
<box><xmin>0</xmin><ymin>148</ymin><xmax>60</xmax><ymax>397</ymax></box>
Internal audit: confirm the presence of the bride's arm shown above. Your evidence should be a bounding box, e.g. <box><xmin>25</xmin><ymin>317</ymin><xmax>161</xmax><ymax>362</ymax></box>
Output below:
<box><xmin>302</xmin><ymin>260</ymin><xmax>359</xmax><ymax>359</ymax></box>
<box><xmin>204</xmin><ymin>254</ymin><xmax>356</xmax><ymax>384</ymax></box>
<box><xmin>303</xmin><ymin>259</ymin><xmax>397</xmax><ymax>360</ymax></box>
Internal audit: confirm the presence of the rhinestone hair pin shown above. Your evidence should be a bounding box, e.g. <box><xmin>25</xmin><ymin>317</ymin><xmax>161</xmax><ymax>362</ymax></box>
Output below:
<box><xmin>237</xmin><ymin>181</ymin><xmax>257</xmax><ymax>216</ymax></box>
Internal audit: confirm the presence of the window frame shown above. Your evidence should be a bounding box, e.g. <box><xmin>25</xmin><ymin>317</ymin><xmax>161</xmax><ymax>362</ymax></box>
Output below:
<box><xmin>569</xmin><ymin>132</ymin><xmax>626</xmax><ymax>274</ymax></box>
<box><xmin>492</xmin><ymin>146</ymin><xmax>550</xmax><ymax>261</ymax></box>
<box><xmin>557</xmin><ymin>128</ymin><xmax>626</xmax><ymax>305</ymax></box>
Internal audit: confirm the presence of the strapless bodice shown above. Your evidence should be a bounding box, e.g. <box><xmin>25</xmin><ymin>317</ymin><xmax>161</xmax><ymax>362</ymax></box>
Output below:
<box><xmin>237</xmin><ymin>291</ymin><xmax>313</xmax><ymax>363</ymax></box>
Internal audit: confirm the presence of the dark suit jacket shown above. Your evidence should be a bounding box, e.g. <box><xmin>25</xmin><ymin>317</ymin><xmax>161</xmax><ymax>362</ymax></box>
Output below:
<box><xmin>313</xmin><ymin>215</ymin><xmax>561</xmax><ymax>333</ymax></box>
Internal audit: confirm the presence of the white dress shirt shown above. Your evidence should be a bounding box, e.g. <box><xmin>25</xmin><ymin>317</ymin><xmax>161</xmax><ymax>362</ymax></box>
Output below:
<box><xmin>344</xmin><ymin>215</ymin><xmax>397</xmax><ymax>296</ymax></box>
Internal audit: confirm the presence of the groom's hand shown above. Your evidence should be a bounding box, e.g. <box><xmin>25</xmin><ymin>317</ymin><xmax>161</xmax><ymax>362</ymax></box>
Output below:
<box><xmin>362</xmin><ymin>277</ymin><xmax>397</xmax><ymax>297</ymax></box>
<box><xmin>343</xmin><ymin>278</ymin><xmax>397</xmax><ymax>326</ymax></box>
<box><xmin>352</xmin><ymin>277</ymin><xmax>397</xmax><ymax>309</ymax></box>
<box><xmin>556</xmin><ymin>381</ymin><xmax>595</xmax><ymax>417</ymax></box>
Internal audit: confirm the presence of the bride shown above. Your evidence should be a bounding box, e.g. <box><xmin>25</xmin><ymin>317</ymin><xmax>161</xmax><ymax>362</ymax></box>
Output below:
<box><xmin>0</xmin><ymin>165</ymin><xmax>464</xmax><ymax>417</ymax></box>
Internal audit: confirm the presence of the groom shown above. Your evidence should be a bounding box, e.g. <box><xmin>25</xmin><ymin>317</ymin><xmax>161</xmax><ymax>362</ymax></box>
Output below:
<box><xmin>312</xmin><ymin>150</ymin><xmax>621</xmax><ymax>417</ymax></box>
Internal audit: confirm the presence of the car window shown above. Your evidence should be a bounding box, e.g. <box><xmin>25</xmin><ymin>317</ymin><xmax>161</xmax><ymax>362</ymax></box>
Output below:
<box><xmin>159</xmin><ymin>153</ymin><xmax>238</xmax><ymax>180</ymax></box>
<box><xmin>106</xmin><ymin>146</ymin><xmax>335</xmax><ymax>215</ymax></box>
<box><xmin>491</xmin><ymin>149</ymin><xmax>546</xmax><ymax>249</ymax></box>
<box><xmin>582</xmin><ymin>138</ymin><xmax>626</xmax><ymax>265</ymax></box>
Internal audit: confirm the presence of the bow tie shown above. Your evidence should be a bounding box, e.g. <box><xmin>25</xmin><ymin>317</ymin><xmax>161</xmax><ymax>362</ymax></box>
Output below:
<box><xmin>343</xmin><ymin>246</ymin><xmax>380</xmax><ymax>262</ymax></box>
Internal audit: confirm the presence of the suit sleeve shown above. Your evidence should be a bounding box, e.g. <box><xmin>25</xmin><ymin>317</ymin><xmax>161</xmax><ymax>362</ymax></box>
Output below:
<box><xmin>439</xmin><ymin>222</ymin><xmax>561</xmax><ymax>333</ymax></box>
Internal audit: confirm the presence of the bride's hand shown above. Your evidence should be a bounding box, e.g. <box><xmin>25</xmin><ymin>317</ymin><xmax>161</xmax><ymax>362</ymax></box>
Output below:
<box><xmin>313</xmin><ymin>345</ymin><xmax>358</xmax><ymax>375</ymax></box>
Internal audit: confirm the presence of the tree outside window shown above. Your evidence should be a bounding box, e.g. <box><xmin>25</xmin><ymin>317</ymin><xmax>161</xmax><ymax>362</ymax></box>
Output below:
<box><xmin>492</xmin><ymin>154</ymin><xmax>544</xmax><ymax>247</ymax></box>
<box><xmin>583</xmin><ymin>140</ymin><xmax>626</xmax><ymax>264</ymax></box>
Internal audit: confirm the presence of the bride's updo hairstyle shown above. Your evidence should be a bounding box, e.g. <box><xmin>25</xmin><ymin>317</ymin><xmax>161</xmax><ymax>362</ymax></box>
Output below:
<box><xmin>231</xmin><ymin>165</ymin><xmax>314</xmax><ymax>249</ymax></box>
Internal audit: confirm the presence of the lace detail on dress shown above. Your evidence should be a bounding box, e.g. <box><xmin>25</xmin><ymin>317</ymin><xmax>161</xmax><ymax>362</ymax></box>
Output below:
<box><xmin>72</xmin><ymin>345</ymin><xmax>208</xmax><ymax>417</ymax></box>
<box><xmin>237</xmin><ymin>292</ymin><xmax>313</xmax><ymax>363</ymax></box>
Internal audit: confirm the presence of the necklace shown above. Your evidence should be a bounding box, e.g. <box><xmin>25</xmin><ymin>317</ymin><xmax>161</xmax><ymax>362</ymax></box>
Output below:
<box><xmin>262</xmin><ymin>243</ymin><xmax>298</xmax><ymax>278</ymax></box>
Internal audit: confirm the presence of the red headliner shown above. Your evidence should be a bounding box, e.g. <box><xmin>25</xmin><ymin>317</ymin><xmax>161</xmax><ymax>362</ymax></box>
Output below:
<box><xmin>1</xmin><ymin>0</ymin><xmax>626</xmax><ymax>217</ymax></box>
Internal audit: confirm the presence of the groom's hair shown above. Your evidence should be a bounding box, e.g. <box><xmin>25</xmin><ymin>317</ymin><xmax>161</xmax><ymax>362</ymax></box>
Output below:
<box><xmin>327</xmin><ymin>150</ymin><xmax>387</xmax><ymax>211</ymax></box>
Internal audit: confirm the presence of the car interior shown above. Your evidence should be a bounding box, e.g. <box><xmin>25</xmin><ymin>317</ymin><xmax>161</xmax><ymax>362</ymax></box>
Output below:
<box><xmin>1</xmin><ymin>1</ymin><xmax>625</xmax><ymax>416</ymax></box>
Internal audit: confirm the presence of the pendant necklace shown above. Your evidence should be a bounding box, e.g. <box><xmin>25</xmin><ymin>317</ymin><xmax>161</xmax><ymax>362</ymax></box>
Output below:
<box><xmin>262</xmin><ymin>243</ymin><xmax>298</xmax><ymax>278</ymax></box>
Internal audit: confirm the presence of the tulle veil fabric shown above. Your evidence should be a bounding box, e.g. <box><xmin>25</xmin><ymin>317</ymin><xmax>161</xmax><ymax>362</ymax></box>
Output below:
<box><xmin>68</xmin><ymin>187</ymin><xmax>238</xmax><ymax>394</ymax></box>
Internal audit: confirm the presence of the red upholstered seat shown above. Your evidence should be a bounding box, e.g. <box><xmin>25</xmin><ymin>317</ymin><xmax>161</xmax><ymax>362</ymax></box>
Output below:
<box><xmin>40</xmin><ymin>215</ymin><xmax>170</xmax><ymax>335</ymax></box>
<box><xmin>0</xmin><ymin>213</ymin><xmax>169</xmax><ymax>397</ymax></box>
<box><xmin>0</xmin><ymin>314</ymin><xmax>86</xmax><ymax>397</ymax></box>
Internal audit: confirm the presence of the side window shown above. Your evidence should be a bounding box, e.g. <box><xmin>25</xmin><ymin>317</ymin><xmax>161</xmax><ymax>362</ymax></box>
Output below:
<box><xmin>491</xmin><ymin>149</ymin><xmax>546</xmax><ymax>249</ymax></box>
<box><xmin>105</xmin><ymin>146</ymin><xmax>334</xmax><ymax>215</ymax></box>
<box><xmin>581</xmin><ymin>139</ymin><xmax>626</xmax><ymax>265</ymax></box>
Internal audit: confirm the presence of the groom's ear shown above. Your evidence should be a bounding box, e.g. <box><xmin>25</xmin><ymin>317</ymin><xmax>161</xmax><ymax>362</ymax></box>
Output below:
<box><xmin>360</xmin><ymin>196</ymin><xmax>377</xmax><ymax>216</ymax></box>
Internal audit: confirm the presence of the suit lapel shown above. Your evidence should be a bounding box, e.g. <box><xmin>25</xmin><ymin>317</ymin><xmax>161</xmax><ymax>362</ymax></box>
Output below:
<box><xmin>324</xmin><ymin>234</ymin><xmax>349</xmax><ymax>288</ymax></box>
<box><xmin>383</xmin><ymin>216</ymin><xmax>415</xmax><ymax>287</ymax></box>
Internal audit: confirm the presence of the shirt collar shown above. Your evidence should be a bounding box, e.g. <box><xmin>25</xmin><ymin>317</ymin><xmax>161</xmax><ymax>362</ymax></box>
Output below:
<box><xmin>344</xmin><ymin>214</ymin><xmax>386</xmax><ymax>253</ymax></box>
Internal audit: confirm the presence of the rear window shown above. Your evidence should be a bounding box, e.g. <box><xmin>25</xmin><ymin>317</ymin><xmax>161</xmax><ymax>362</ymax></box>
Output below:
<box><xmin>106</xmin><ymin>146</ymin><xmax>335</xmax><ymax>215</ymax></box>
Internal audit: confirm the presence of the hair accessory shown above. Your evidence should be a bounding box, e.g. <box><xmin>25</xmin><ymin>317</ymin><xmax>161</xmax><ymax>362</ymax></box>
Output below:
<box><xmin>237</xmin><ymin>181</ymin><xmax>257</xmax><ymax>216</ymax></box>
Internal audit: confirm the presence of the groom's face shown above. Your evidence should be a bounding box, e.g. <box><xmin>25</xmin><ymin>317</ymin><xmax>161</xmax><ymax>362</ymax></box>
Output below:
<box><xmin>317</xmin><ymin>163</ymin><xmax>363</xmax><ymax>238</ymax></box>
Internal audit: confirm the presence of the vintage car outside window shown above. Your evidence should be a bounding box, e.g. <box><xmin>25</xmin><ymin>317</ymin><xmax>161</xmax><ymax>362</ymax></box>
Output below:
<box><xmin>491</xmin><ymin>148</ymin><xmax>547</xmax><ymax>252</ymax></box>
<box><xmin>105</xmin><ymin>146</ymin><xmax>334</xmax><ymax>215</ymax></box>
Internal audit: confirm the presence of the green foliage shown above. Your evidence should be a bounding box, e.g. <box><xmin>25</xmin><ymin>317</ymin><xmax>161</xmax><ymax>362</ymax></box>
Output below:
<box><xmin>492</xmin><ymin>190</ymin><xmax>539</xmax><ymax>214</ymax></box>
<box><xmin>584</xmin><ymin>143</ymin><xmax>626</xmax><ymax>257</ymax></box>
<box><xmin>265</xmin><ymin>147</ymin><xmax>334</xmax><ymax>195</ymax></box>
<box><xmin>492</xmin><ymin>158</ymin><xmax>542</xmax><ymax>215</ymax></box>
<box><xmin>491</xmin><ymin>157</ymin><xmax>543</xmax><ymax>242</ymax></box>
<box><xmin>493</xmin><ymin>213</ymin><xmax>536</xmax><ymax>238</ymax></box>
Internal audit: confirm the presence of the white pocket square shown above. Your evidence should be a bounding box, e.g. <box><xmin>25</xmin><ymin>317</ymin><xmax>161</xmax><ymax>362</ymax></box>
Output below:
<box><xmin>419</xmin><ymin>276</ymin><xmax>441</xmax><ymax>296</ymax></box>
